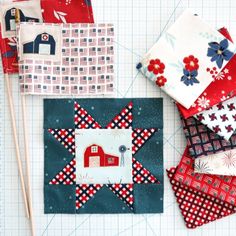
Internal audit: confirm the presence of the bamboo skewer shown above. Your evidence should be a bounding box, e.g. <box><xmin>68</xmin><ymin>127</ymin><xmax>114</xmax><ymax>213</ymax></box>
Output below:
<box><xmin>21</xmin><ymin>95</ymin><xmax>35</xmax><ymax>236</ymax></box>
<box><xmin>4</xmin><ymin>73</ymin><xmax>30</xmax><ymax>218</ymax></box>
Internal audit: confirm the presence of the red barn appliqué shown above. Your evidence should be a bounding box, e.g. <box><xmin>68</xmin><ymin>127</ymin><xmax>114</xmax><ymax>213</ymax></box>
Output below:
<box><xmin>84</xmin><ymin>144</ymin><xmax>119</xmax><ymax>168</ymax></box>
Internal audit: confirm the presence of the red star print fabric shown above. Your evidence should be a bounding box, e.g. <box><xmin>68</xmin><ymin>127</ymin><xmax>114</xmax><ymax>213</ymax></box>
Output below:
<box><xmin>177</xmin><ymin>27</ymin><xmax>236</xmax><ymax>118</ymax></box>
<box><xmin>167</xmin><ymin>167</ymin><xmax>236</xmax><ymax>229</ymax></box>
<box><xmin>45</xmin><ymin>99</ymin><xmax>163</xmax><ymax>214</ymax></box>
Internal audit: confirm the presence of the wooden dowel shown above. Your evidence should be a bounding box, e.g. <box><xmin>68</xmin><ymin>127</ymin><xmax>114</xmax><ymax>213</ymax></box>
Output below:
<box><xmin>21</xmin><ymin>95</ymin><xmax>35</xmax><ymax>236</ymax></box>
<box><xmin>4</xmin><ymin>73</ymin><xmax>30</xmax><ymax>218</ymax></box>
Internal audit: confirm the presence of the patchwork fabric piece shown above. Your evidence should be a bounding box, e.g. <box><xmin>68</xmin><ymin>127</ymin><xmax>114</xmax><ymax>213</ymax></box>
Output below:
<box><xmin>108</xmin><ymin>184</ymin><xmax>134</xmax><ymax>210</ymax></box>
<box><xmin>177</xmin><ymin>27</ymin><xmax>236</xmax><ymax>118</ymax></box>
<box><xmin>195</xmin><ymin>96</ymin><xmax>236</xmax><ymax>140</ymax></box>
<box><xmin>181</xmin><ymin>115</ymin><xmax>236</xmax><ymax>158</ymax></box>
<box><xmin>137</xmin><ymin>10</ymin><xmax>235</xmax><ymax>109</ymax></box>
<box><xmin>44</xmin><ymin>98</ymin><xmax>163</xmax><ymax>214</ymax></box>
<box><xmin>0</xmin><ymin>0</ymin><xmax>43</xmax><ymax>74</ymax></box>
<box><xmin>194</xmin><ymin>149</ymin><xmax>236</xmax><ymax>176</ymax></box>
<box><xmin>175</xmin><ymin>149</ymin><xmax>236</xmax><ymax>206</ymax></box>
<box><xmin>41</xmin><ymin>0</ymin><xmax>94</xmax><ymax>24</ymax></box>
<box><xmin>167</xmin><ymin>167</ymin><xmax>236</xmax><ymax>229</ymax></box>
<box><xmin>49</xmin><ymin>159</ymin><xmax>76</xmax><ymax>185</ymax></box>
<box><xmin>17</xmin><ymin>22</ymin><xmax>114</xmax><ymax>95</ymax></box>
<box><xmin>76</xmin><ymin>184</ymin><xmax>102</xmax><ymax>209</ymax></box>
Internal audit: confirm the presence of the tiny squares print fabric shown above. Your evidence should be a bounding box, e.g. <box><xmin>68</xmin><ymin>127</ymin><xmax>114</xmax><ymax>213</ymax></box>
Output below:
<box><xmin>174</xmin><ymin>149</ymin><xmax>236</xmax><ymax>206</ymax></box>
<box><xmin>181</xmin><ymin>115</ymin><xmax>236</xmax><ymax>158</ymax></box>
<box><xmin>17</xmin><ymin>22</ymin><xmax>114</xmax><ymax>95</ymax></box>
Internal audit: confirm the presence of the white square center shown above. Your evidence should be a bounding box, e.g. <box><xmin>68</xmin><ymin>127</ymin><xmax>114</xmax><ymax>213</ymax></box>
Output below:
<box><xmin>75</xmin><ymin>129</ymin><xmax>133</xmax><ymax>184</ymax></box>
<box><xmin>39</xmin><ymin>44</ymin><xmax>51</xmax><ymax>55</ymax></box>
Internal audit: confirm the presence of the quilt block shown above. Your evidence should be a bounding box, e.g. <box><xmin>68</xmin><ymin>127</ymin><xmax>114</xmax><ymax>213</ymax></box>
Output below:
<box><xmin>44</xmin><ymin>98</ymin><xmax>163</xmax><ymax>214</ymax></box>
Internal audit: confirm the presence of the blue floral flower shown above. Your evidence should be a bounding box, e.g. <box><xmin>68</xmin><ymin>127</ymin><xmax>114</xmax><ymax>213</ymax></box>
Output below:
<box><xmin>207</xmin><ymin>39</ymin><xmax>234</xmax><ymax>68</ymax></box>
<box><xmin>181</xmin><ymin>69</ymin><xmax>199</xmax><ymax>86</ymax></box>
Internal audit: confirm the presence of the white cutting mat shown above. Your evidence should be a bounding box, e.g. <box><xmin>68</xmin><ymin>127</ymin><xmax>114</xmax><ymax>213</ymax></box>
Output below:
<box><xmin>1</xmin><ymin>0</ymin><xmax>236</xmax><ymax>235</ymax></box>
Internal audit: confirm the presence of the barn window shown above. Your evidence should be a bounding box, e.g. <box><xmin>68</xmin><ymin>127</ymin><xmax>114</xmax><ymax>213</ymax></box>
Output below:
<box><xmin>107</xmin><ymin>158</ymin><xmax>114</xmax><ymax>164</ymax></box>
<box><xmin>91</xmin><ymin>146</ymin><xmax>98</xmax><ymax>153</ymax></box>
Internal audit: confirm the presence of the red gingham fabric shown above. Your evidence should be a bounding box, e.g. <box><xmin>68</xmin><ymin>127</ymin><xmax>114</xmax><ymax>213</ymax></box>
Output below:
<box><xmin>74</xmin><ymin>101</ymin><xmax>101</xmax><ymax>129</ymax></box>
<box><xmin>106</xmin><ymin>102</ymin><xmax>133</xmax><ymax>129</ymax></box>
<box><xmin>49</xmin><ymin>159</ymin><xmax>76</xmax><ymax>185</ymax></box>
<box><xmin>132</xmin><ymin>157</ymin><xmax>159</xmax><ymax>184</ymax></box>
<box><xmin>108</xmin><ymin>184</ymin><xmax>134</xmax><ymax>210</ymax></box>
<box><xmin>76</xmin><ymin>184</ymin><xmax>102</xmax><ymax>209</ymax></box>
<box><xmin>48</xmin><ymin>129</ymin><xmax>75</xmax><ymax>155</ymax></box>
<box><xmin>132</xmin><ymin>128</ymin><xmax>156</xmax><ymax>155</ymax></box>
<box><xmin>167</xmin><ymin>167</ymin><xmax>236</xmax><ymax>229</ymax></box>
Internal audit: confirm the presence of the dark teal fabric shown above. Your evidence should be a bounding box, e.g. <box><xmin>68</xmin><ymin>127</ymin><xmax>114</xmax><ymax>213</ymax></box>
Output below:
<box><xmin>44</xmin><ymin>98</ymin><xmax>163</xmax><ymax>214</ymax></box>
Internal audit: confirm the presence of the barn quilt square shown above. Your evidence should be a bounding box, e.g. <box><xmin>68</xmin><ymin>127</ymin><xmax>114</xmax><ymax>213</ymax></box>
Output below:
<box><xmin>17</xmin><ymin>22</ymin><xmax>115</xmax><ymax>95</ymax></box>
<box><xmin>75</xmin><ymin>129</ymin><xmax>133</xmax><ymax>184</ymax></box>
<box><xmin>44</xmin><ymin>98</ymin><xmax>163</xmax><ymax>214</ymax></box>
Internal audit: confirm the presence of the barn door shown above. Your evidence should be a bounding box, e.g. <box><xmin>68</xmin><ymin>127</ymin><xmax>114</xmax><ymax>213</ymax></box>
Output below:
<box><xmin>39</xmin><ymin>44</ymin><xmax>51</xmax><ymax>55</ymax></box>
<box><xmin>89</xmin><ymin>156</ymin><xmax>100</xmax><ymax>167</ymax></box>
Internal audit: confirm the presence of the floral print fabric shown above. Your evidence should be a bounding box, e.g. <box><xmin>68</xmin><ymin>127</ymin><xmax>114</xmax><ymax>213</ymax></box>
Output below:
<box><xmin>177</xmin><ymin>29</ymin><xmax>236</xmax><ymax>118</ymax></box>
<box><xmin>137</xmin><ymin>10</ymin><xmax>235</xmax><ymax>109</ymax></box>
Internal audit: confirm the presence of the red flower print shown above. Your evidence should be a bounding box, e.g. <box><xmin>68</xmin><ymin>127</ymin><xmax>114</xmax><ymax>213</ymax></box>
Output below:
<box><xmin>183</xmin><ymin>55</ymin><xmax>199</xmax><ymax>72</ymax></box>
<box><xmin>148</xmin><ymin>59</ymin><xmax>165</xmax><ymax>75</ymax></box>
<box><xmin>156</xmin><ymin>76</ymin><xmax>167</xmax><ymax>87</ymax></box>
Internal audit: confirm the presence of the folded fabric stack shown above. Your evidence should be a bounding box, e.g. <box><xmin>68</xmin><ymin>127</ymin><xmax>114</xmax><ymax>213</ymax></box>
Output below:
<box><xmin>138</xmin><ymin>9</ymin><xmax>236</xmax><ymax>228</ymax></box>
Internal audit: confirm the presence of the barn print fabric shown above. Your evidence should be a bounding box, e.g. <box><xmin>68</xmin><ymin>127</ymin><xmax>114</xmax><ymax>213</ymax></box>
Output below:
<box><xmin>44</xmin><ymin>98</ymin><xmax>163</xmax><ymax>214</ymax></box>
<box><xmin>0</xmin><ymin>0</ymin><xmax>94</xmax><ymax>74</ymax></box>
<box><xmin>137</xmin><ymin>10</ymin><xmax>235</xmax><ymax>109</ymax></box>
<box><xmin>0</xmin><ymin>0</ymin><xmax>43</xmax><ymax>74</ymax></box>
<box><xmin>167</xmin><ymin>167</ymin><xmax>236</xmax><ymax>229</ymax></box>
<box><xmin>41</xmin><ymin>0</ymin><xmax>94</xmax><ymax>24</ymax></box>
<box><xmin>174</xmin><ymin>149</ymin><xmax>236</xmax><ymax>206</ymax></box>
<box><xmin>181</xmin><ymin>115</ymin><xmax>236</xmax><ymax>158</ymax></box>
<box><xmin>17</xmin><ymin>22</ymin><xmax>114</xmax><ymax>95</ymax></box>
<box><xmin>194</xmin><ymin>149</ymin><xmax>236</xmax><ymax>176</ymax></box>
<box><xmin>194</xmin><ymin>96</ymin><xmax>236</xmax><ymax>140</ymax></box>
<box><xmin>176</xmin><ymin>27</ymin><xmax>236</xmax><ymax>118</ymax></box>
